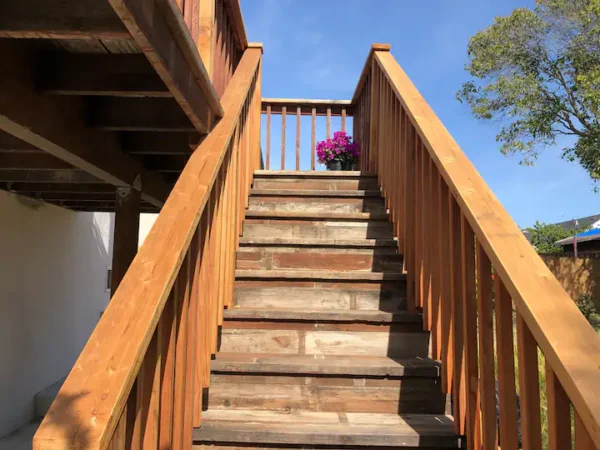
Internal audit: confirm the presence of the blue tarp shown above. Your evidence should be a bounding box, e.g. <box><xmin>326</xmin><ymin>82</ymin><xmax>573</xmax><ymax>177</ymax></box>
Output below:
<box><xmin>574</xmin><ymin>228</ymin><xmax>600</xmax><ymax>238</ymax></box>
<box><xmin>556</xmin><ymin>227</ymin><xmax>600</xmax><ymax>245</ymax></box>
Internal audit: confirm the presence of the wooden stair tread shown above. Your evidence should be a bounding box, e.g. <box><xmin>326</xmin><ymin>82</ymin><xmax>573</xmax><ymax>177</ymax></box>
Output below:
<box><xmin>194</xmin><ymin>410</ymin><xmax>459</xmax><ymax>447</ymax></box>
<box><xmin>235</xmin><ymin>270</ymin><xmax>406</xmax><ymax>281</ymax></box>
<box><xmin>250</xmin><ymin>189</ymin><xmax>382</xmax><ymax>197</ymax></box>
<box><xmin>245</xmin><ymin>210</ymin><xmax>389</xmax><ymax>220</ymax></box>
<box><xmin>224</xmin><ymin>308</ymin><xmax>420</xmax><ymax>323</ymax></box>
<box><xmin>212</xmin><ymin>353</ymin><xmax>440</xmax><ymax>377</ymax></box>
<box><xmin>254</xmin><ymin>170</ymin><xmax>377</xmax><ymax>178</ymax></box>
<box><xmin>239</xmin><ymin>237</ymin><xmax>398</xmax><ymax>247</ymax></box>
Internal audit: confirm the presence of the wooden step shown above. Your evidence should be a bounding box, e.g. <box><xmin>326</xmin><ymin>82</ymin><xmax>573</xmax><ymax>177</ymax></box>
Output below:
<box><xmin>254</xmin><ymin>170</ymin><xmax>377</xmax><ymax>177</ymax></box>
<box><xmin>250</xmin><ymin>189</ymin><xmax>382</xmax><ymax>197</ymax></box>
<box><xmin>193</xmin><ymin>410</ymin><xmax>460</xmax><ymax>448</ymax></box>
<box><xmin>239</xmin><ymin>237</ymin><xmax>398</xmax><ymax>248</ymax></box>
<box><xmin>245</xmin><ymin>210</ymin><xmax>389</xmax><ymax>221</ymax></box>
<box><xmin>243</xmin><ymin>218</ymin><xmax>393</xmax><ymax>240</ymax></box>
<box><xmin>235</xmin><ymin>270</ymin><xmax>405</xmax><ymax>281</ymax></box>
<box><xmin>208</xmin><ymin>372</ymin><xmax>446</xmax><ymax>415</ymax></box>
<box><xmin>248</xmin><ymin>195</ymin><xmax>385</xmax><ymax>213</ymax></box>
<box><xmin>224</xmin><ymin>308</ymin><xmax>420</xmax><ymax>323</ymax></box>
<box><xmin>212</xmin><ymin>353</ymin><xmax>440</xmax><ymax>377</ymax></box>
<box><xmin>234</xmin><ymin>280</ymin><xmax>407</xmax><ymax>311</ymax></box>
<box><xmin>236</xmin><ymin>246</ymin><xmax>402</xmax><ymax>272</ymax></box>
<box><xmin>253</xmin><ymin>174</ymin><xmax>379</xmax><ymax>192</ymax></box>
<box><xmin>219</xmin><ymin>322</ymin><xmax>429</xmax><ymax>358</ymax></box>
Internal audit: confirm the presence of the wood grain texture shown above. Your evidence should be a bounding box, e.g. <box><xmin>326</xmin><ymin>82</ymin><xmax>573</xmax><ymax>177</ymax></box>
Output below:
<box><xmin>516</xmin><ymin>313</ymin><xmax>542</xmax><ymax>450</ymax></box>
<box><xmin>296</xmin><ymin>107</ymin><xmax>301</xmax><ymax>170</ymax></box>
<box><xmin>0</xmin><ymin>41</ymin><xmax>170</xmax><ymax>207</ymax></box>
<box><xmin>372</xmin><ymin>49</ymin><xmax>600</xmax><ymax>447</ymax></box>
<box><xmin>546</xmin><ymin>364</ymin><xmax>572</xmax><ymax>450</ymax></box>
<box><xmin>495</xmin><ymin>279</ymin><xmax>519</xmax><ymax>450</ymax></box>
<box><xmin>33</xmin><ymin>48</ymin><xmax>262</xmax><ymax>450</ymax></box>
<box><xmin>476</xmin><ymin>245</ymin><xmax>497</xmax><ymax>450</ymax></box>
<box><xmin>108</xmin><ymin>0</ymin><xmax>223</xmax><ymax>133</ymax></box>
<box><xmin>281</xmin><ymin>106</ymin><xmax>286</xmax><ymax>170</ymax></box>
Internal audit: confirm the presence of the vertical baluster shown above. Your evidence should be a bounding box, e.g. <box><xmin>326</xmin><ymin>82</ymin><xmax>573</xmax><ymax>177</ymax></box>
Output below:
<box><xmin>379</xmin><ymin>76</ymin><xmax>388</xmax><ymax>199</ymax></box>
<box><xmin>476</xmin><ymin>244</ymin><xmax>497</xmax><ymax>449</ymax></box>
<box><xmin>183</xmin><ymin>231</ymin><xmax>201</xmax><ymax>447</ymax></box>
<box><xmin>296</xmin><ymin>106</ymin><xmax>301</xmax><ymax>170</ymax></box>
<box><xmin>421</xmin><ymin>148</ymin><xmax>430</xmax><ymax>323</ymax></box>
<box><xmin>326</xmin><ymin>107</ymin><xmax>331</xmax><ymax>139</ymax></box>
<box><xmin>396</xmin><ymin>101</ymin><xmax>405</xmax><ymax>256</ymax></box>
<box><xmin>439</xmin><ymin>180</ymin><xmax>453</xmax><ymax>394</ymax></box>
<box><xmin>216</xmin><ymin>170</ymin><xmax>226</xmax><ymax>325</ymax></box>
<box><xmin>311</xmin><ymin>107</ymin><xmax>316</xmax><ymax>170</ymax></box>
<box><xmin>108</xmin><ymin>406</ymin><xmax>128</xmax><ymax>450</ymax></box>
<box><xmin>209</xmin><ymin>190</ymin><xmax>219</xmax><ymax>354</ymax></box>
<box><xmin>226</xmin><ymin>148</ymin><xmax>236</xmax><ymax>309</ymax></box>
<box><xmin>495</xmin><ymin>278</ymin><xmax>519</xmax><ymax>450</ymax></box>
<box><xmin>281</xmin><ymin>106</ymin><xmax>286</xmax><ymax>170</ymax></box>
<box><xmin>460</xmin><ymin>216</ymin><xmax>478</xmax><ymax>448</ymax></box>
<box><xmin>516</xmin><ymin>313</ymin><xmax>542</xmax><ymax>450</ymax></box>
<box><xmin>413</xmin><ymin>138</ymin><xmax>422</xmax><ymax>310</ymax></box>
<box><xmin>404</xmin><ymin>114</ymin><xmax>416</xmax><ymax>312</ymax></box>
<box><xmin>449</xmin><ymin>195</ymin><xmax>465</xmax><ymax>434</ymax></box>
<box><xmin>266</xmin><ymin>104</ymin><xmax>271</xmax><ymax>170</ymax></box>
<box><xmin>575</xmin><ymin>413</ymin><xmax>596</xmax><ymax>450</ymax></box>
<box><xmin>194</xmin><ymin>214</ymin><xmax>208</xmax><ymax>427</ymax></box>
<box><xmin>157</xmin><ymin>292</ymin><xmax>176</xmax><ymax>448</ymax></box>
<box><xmin>341</xmin><ymin>108</ymin><xmax>346</xmax><ymax>132</ymax></box>
<box><xmin>368</xmin><ymin>65</ymin><xmax>379</xmax><ymax>172</ymax></box>
<box><xmin>430</xmin><ymin>165</ymin><xmax>441</xmax><ymax>359</ymax></box>
<box><xmin>545</xmin><ymin>364</ymin><xmax>571</xmax><ymax>450</ymax></box>
<box><xmin>172</xmin><ymin>253</ymin><xmax>190</xmax><ymax>450</ymax></box>
<box><xmin>201</xmin><ymin>207</ymin><xmax>213</xmax><ymax>388</ymax></box>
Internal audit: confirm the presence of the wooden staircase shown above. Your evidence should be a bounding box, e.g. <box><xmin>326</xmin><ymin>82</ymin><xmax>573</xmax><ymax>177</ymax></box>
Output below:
<box><xmin>193</xmin><ymin>171</ymin><xmax>461</xmax><ymax>449</ymax></box>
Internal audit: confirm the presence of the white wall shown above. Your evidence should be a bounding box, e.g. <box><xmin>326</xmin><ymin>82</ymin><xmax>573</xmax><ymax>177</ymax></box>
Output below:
<box><xmin>0</xmin><ymin>191</ymin><xmax>112</xmax><ymax>437</ymax></box>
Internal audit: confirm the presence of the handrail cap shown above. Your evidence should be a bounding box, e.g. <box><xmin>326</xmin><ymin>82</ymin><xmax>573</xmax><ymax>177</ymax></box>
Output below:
<box><xmin>371</xmin><ymin>43</ymin><xmax>391</xmax><ymax>52</ymax></box>
<box><xmin>248</xmin><ymin>42</ymin><xmax>264</xmax><ymax>53</ymax></box>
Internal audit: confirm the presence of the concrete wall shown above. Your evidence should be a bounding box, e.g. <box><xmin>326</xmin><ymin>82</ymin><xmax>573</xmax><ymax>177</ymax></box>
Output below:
<box><xmin>0</xmin><ymin>191</ymin><xmax>112</xmax><ymax>437</ymax></box>
<box><xmin>541</xmin><ymin>253</ymin><xmax>600</xmax><ymax>310</ymax></box>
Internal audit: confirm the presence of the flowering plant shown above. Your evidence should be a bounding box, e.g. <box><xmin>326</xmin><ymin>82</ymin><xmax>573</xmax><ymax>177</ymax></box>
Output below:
<box><xmin>316</xmin><ymin>131</ymin><xmax>359</xmax><ymax>167</ymax></box>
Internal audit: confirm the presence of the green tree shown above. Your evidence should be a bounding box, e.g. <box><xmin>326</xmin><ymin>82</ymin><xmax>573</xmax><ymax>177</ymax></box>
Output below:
<box><xmin>525</xmin><ymin>221</ymin><xmax>589</xmax><ymax>253</ymax></box>
<box><xmin>457</xmin><ymin>0</ymin><xmax>600</xmax><ymax>183</ymax></box>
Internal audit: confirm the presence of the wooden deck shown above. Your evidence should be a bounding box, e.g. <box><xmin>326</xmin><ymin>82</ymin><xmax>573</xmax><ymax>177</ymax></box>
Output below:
<box><xmin>0</xmin><ymin>0</ymin><xmax>246</xmax><ymax>212</ymax></box>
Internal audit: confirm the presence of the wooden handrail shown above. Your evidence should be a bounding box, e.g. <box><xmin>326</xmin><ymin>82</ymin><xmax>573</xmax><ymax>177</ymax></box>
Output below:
<box><xmin>261</xmin><ymin>98</ymin><xmax>353</xmax><ymax>170</ymax></box>
<box><xmin>33</xmin><ymin>46</ymin><xmax>262</xmax><ymax>450</ymax></box>
<box><xmin>352</xmin><ymin>44</ymin><xmax>600</xmax><ymax>448</ymax></box>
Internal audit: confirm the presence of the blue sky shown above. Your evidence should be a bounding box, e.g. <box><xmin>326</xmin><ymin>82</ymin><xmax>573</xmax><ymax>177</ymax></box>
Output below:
<box><xmin>240</xmin><ymin>0</ymin><xmax>599</xmax><ymax>228</ymax></box>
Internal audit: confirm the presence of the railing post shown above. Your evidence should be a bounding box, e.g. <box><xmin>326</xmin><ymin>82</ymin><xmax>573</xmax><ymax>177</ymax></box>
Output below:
<box><xmin>198</xmin><ymin>0</ymin><xmax>216</xmax><ymax>79</ymax></box>
<box><xmin>111</xmin><ymin>186</ymin><xmax>141</xmax><ymax>296</ymax></box>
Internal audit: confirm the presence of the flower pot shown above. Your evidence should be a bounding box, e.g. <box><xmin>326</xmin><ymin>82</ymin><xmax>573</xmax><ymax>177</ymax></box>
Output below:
<box><xmin>327</xmin><ymin>161</ymin><xmax>342</xmax><ymax>171</ymax></box>
<box><xmin>343</xmin><ymin>161</ymin><xmax>355</xmax><ymax>171</ymax></box>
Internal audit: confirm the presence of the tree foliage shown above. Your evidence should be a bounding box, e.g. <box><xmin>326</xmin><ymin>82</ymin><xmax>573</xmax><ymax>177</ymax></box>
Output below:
<box><xmin>525</xmin><ymin>220</ymin><xmax>589</xmax><ymax>253</ymax></box>
<box><xmin>457</xmin><ymin>0</ymin><xmax>600</xmax><ymax>183</ymax></box>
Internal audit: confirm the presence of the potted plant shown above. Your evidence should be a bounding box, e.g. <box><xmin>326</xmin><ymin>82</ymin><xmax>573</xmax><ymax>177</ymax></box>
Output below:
<box><xmin>316</xmin><ymin>131</ymin><xmax>360</xmax><ymax>171</ymax></box>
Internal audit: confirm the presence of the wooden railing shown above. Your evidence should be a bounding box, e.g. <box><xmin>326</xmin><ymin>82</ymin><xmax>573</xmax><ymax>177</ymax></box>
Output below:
<box><xmin>261</xmin><ymin>98</ymin><xmax>352</xmax><ymax>170</ymax></box>
<box><xmin>32</xmin><ymin>45</ymin><xmax>262</xmax><ymax>450</ymax></box>
<box><xmin>353</xmin><ymin>44</ymin><xmax>600</xmax><ymax>449</ymax></box>
<box><xmin>194</xmin><ymin>0</ymin><xmax>248</xmax><ymax>98</ymax></box>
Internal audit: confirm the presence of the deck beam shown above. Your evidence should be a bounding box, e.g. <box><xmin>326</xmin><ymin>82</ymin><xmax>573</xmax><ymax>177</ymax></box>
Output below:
<box><xmin>0</xmin><ymin>41</ymin><xmax>171</xmax><ymax>207</ymax></box>
<box><xmin>0</xmin><ymin>0</ymin><xmax>130</xmax><ymax>39</ymax></box>
<box><xmin>38</xmin><ymin>53</ymin><xmax>171</xmax><ymax>98</ymax></box>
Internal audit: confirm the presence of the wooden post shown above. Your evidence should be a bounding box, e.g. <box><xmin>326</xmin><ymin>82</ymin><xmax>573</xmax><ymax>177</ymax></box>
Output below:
<box><xmin>198</xmin><ymin>0</ymin><xmax>216</xmax><ymax>80</ymax></box>
<box><xmin>111</xmin><ymin>186</ymin><xmax>141</xmax><ymax>296</ymax></box>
